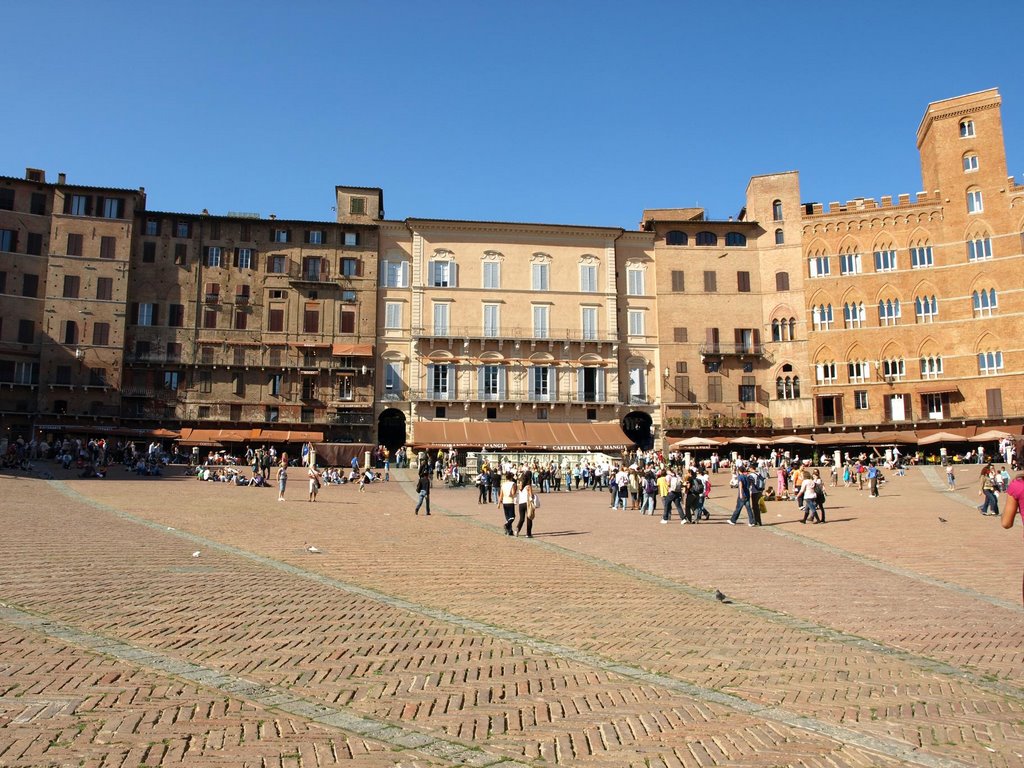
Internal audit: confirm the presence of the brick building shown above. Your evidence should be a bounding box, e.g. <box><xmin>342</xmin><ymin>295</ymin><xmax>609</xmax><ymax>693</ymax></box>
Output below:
<box><xmin>1</xmin><ymin>88</ymin><xmax>1021</xmax><ymax>450</ymax></box>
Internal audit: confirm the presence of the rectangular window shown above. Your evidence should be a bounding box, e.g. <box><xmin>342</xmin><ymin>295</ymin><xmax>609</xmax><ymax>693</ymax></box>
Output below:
<box><xmin>69</xmin><ymin>195</ymin><xmax>89</xmax><ymax>216</ymax></box>
<box><xmin>776</xmin><ymin>271</ymin><xmax>790</xmax><ymax>291</ymax></box>
<box><xmin>30</xmin><ymin>192</ymin><xmax>45</xmax><ymax>215</ymax></box>
<box><xmin>384</xmin><ymin>302</ymin><xmax>402</xmax><ymax>329</ymax></box>
<box><xmin>530</xmin><ymin>366</ymin><xmax>551</xmax><ymax>400</ymax></box>
<box><xmin>920</xmin><ymin>356</ymin><xmax>944</xmax><ymax>378</ymax></box>
<box><xmin>163</xmin><ymin>371</ymin><xmax>180</xmax><ymax>391</ymax></box>
<box><xmin>22</xmin><ymin>273</ymin><xmax>38</xmax><ymax>298</ymax></box>
<box><xmin>737</xmin><ymin>271</ymin><xmax>751</xmax><ymax>292</ymax></box>
<box><xmin>63</xmin><ymin>320</ymin><xmax>78</xmax><ymax>345</ymax></box>
<box><xmin>269</xmin><ymin>373</ymin><xmax>283</xmax><ymax>396</ymax></box>
<box><xmin>673</xmin><ymin>327</ymin><xmax>687</xmax><ymax>343</ymax></box>
<box><xmin>174</xmin><ymin>243</ymin><xmax>187</xmax><ymax>265</ymax></box>
<box><xmin>0</xmin><ymin>270</ymin><xmax>5</xmax><ymax>293</ymax></box>
<box><xmin>430</xmin><ymin>363</ymin><xmax>452</xmax><ymax>399</ymax></box>
<box><xmin>385</xmin><ymin>361</ymin><xmax>401</xmax><ymax>392</ymax></box>
<box><xmin>0</xmin><ymin>229</ymin><xmax>15</xmax><ymax>253</ymax></box>
<box><xmin>580</xmin><ymin>265</ymin><xmax>597</xmax><ymax>292</ymax></box>
<box><xmin>967</xmin><ymin>189</ymin><xmax>983</xmax><ymax>213</ymax></box>
<box><xmin>62</xmin><ymin>275</ymin><xmax>80</xmax><ymax>298</ymax></box>
<box><xmin>674</xmin><ymin>375</ymin><xmax>692</xmax><ymax>403</ymax></box>
<box><xmin>532</xmin><ymin>263</ymin><xmax>549</xmax><ymax>291</ymax></box>
<box><xmin>203</xmin><ymin>307</ymin><xmax>217</xmax><ymax>329</ymax></box>
<box><xmin>205</xmin><ymin>246</ymin><xmax>222</xmax><ymax>267</ymax></box>
<box><xmin>967</xmin><ymin>237</ymin><xmax>993</xmax><ymax>261</ymax></box>
<box><xmin>707</xmin><ymin>375</ymin><xmax>722</xmax><ymax>403</ymax></box>
<box><xmin>340</xmin><ymin>308</ymin><xmax>356</xmax><ymax>333</ymax></box>
<box><xmin>66</xmin><ymin>233</ymin><xmax>83</xmax><ymax>257</ymax></box>
<box><xmin>135</xmin><ymin>340</ymin><xmax>151</xmax><ymax>358</ymax></box>
<box><xmin>306</xmin><ymin>230</ymin><xmax>324</xmax><ymax>244</ymax></box>
<box><xmin>343</xmin><ymin>232</ymin><xmax>358</xmax><ymax>246</ymax></box>
<box><xmin>341</xmin><ymin>257</ymin><xmax>360</xmax><ymax>276</ymax></box>
<box><xmin>840</xmin><ymin>253</ymin><xmax>862</xmax><ymax>275</ymax></box>
<box><xmin>350</xmin><ymin>197</ymin><xmax>366</xmax><ymax>215</ymax></box>
<box><xmin>17</xmin><ymin>319</ymin><xmax>34</xmax><ymax>344</ymax></box>
<box><xmin>910</xmin><ymin>246</ymin><xmax>933</xmax><ymax>268</ymax></box>
<box><xmin>854</xmin><ymin>391</ymin><xmax>869</xmax><ymax>410</ymax></box>
<box><xmin>873</xmin><ymin>249</ymin><xmax>897</xmax><ymax>272</ymax></box>
<box><xmin>99</xmin><ymin>236</ymin><xmax>116</xmax><ymax>259</ymax></box>
<box><xmin>233</xmin><ymin>373</ymin><xmax>245</xmax><ymax>397</ymax></box>
<box><xmin>0</xmin><ymin>189</ymin><xmax>13</xmax><ymax>210</ymax></box>
<box><xmin>432</xmin><ymin>302</ymin><xmax>449</xmax><ymax>335</ymax></box>
<box><xmin>739</xmin><ymin>375</ymin><xmax>756</xmax><ymax>403</ymax></box>
<box><xmin>92</xmin><ymin>322</ymin><xmax>110</xmax><ymax>346</ymax></box>
<box><xmin>628</xmin><ymin>309</ymin><xmax>644</xmax><ymax>336</ymax></box>
<box><xmin>265</xmin><ymin>406</ymin><xmax>279</xmax><ymax>422</ymax></box>
<box><xmin>175</xmin><ymin>221</ymin><xmax>190</xmax><ymax>238</ymax></box>
<box><xmin>483</xmin><ymin>303</ymin><xmax>499</xmax><ymax>337</ymax></box>
<box><xmin>145</xmin><ymin>219</ymin><xmax>160</xmax><ymax>236</ymax></box>
<box><xmin>703</xmin><ymin>271</ymin><xmax>717</xmax><ymax>292</ymax></box>
<box><xmin>269</xmin><ymin>254</ymin><xmax>287</xmax><ymax>273</ymax></box>
<box><xmin>627</xmin><ymin>268</ymin><xmax>645</xmax><ymax>296</ymax></box>
<box><xmin>26</xmin><ymin>233</ymin><xmax>42</xmax><ymax>255</ymax></box>
<box><xmin>137</xmin><ymin>303</ymin><xmax>155</xmax><ymax>326</ymax></box>
<box><xmin>581</xmin><ymin>307</ymin><xmax>598</xmax><ymax>340</ymax></box>
<box><xmin>166</xmin><ymin>342</ymin><xmax>182</xmax><ymax>362</ymax></box>
<box><xmin>198</xmin><ymin>370</ymin><xmax>212</xmax><ymax>393</ymax></box>
<box><xmin>272</xmin><ymin>229</ymin><xmax>290</xmax><ymax>243</ymax></box>
<box><xmin>430</xmin><ymin>260</ymin><xmax>452</xmax><ymax>287</ymax></box>
<box><xmin>986</xmin><ymin>388</ymin><xmax>1004</xmax><ymax>418</ymax></box>
<box><xmin>167</xmin><ymin>303</ymin><xmax>185</xmax><ymax>327</ymax></box>
<box><xmin>481</xmin><ymin>261</ymin><xmax>500</xmax><ymax>289</ymax></box>
<box><xmin>671</xmin><ymin>270</ymin><xmax>685</xmax><ymax>292</ymax></box>
<box><xmin>102</xmin><ymin>198</ymin><xmax>124</xmax><ymax>219</ymax></box>
<box><xmin>383</xmin><ymin>260</ymin><xmax>409</xmax><ymax>288</ymax></box>
<box><xmin>480</xmin><ymin>365</ymin><xmax>502</xmax><ymax>399</ymax></box>
<box><xmin>237</xmin><ymin>248</ymin><xmax>253</xmax><ymax>269</ymax></box>
<box><xmin>140</xmin><ymin>241</ymin><xmax>157</xmax><ymax>262</ymax></box>
<box><xmin>303</xmin><ymin>308</ymin><xmax>320</xmax><ymax>334</ymax></box>
<box><xmin>234</xmin><ymin>309</ymin><xmax>247</xmax><ymax>330</ymax></box>
<box><xmin>55</xmin><ymin>365</ymin><xmax>71</xmax><ymax>385</ymax></box>
<box><xmin>532</xmin><ymin>305</ymin><xmax>549</xmax><ymax>339</ymax></box>
<box><xmin>89</xmin><ymin>367</ymin><xmax>107</xmax><ymax>387</ymax></box>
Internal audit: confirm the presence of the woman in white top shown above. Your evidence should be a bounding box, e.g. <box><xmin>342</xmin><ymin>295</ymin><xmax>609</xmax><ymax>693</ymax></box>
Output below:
<box><xmin>497</xmin><ymin>472</ymin><xmax>518</xmax><ymax>536</ymax></box>
<box><xmin>515</xmin><ymin>475</ymin><xmax>537</xmax><ymax>538</ymax></box>
<box><xmin>796</xmin><ymin>472</ymin><xmax>821</xmax><ymax>524</ymax></box>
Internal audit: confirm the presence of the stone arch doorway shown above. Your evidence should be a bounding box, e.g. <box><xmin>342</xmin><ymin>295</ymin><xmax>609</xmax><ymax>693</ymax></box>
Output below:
<box><xmin>622</xmin><ymin>411</ymin><xmax>653</xmax><ymax>450</ymax></box>
<box><xmin>377</xmin><ymin>408</ymin><xmax>407</xmax><ymax>451</ymax></box>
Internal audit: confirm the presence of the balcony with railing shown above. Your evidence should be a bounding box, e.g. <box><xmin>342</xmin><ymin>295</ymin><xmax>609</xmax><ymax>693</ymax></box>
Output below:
<box><xmin>409</xmin><ymin>388</ymin><xmax>620</xmax><ymax>405</ymax></box>
<box><xmin>699</xmin><ymin>342</ymin><xmax>768</xmax><ymax>358</ymax></box>
<box><xmin>412</xmin><ymin>325</ymin><xmax>618</xmax><ymax>344</ymax></box>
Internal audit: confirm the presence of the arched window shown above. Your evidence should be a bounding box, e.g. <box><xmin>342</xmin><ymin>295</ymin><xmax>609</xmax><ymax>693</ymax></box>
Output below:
<box><xmin>960</xmin><ymin>119</ymin><xmax>975</xmax><ymax>138</ymax></box>
<box><xmin>972</xmin><ymin>288</ymin><xmax>997</xmax><ymax>316</ymax></box>
<box><xmin>776</xmin><ymin>377</ymin><xmax>785</xmax><ymax>399</ymax></box>
<box><xmin>843</xmin><ymin>301</ymin><xmax>865</xmax><ymax>329</ymax></box>
<box><xmin>771</xmin><ymin>319</ymin><xmax>781</xmax><ymax>342</ymax></box>
<box><xmin>920</xmin><ymin>355</ymin><xmax>944</xmax><ymax>379</ymax></box>
<box><xmin>775</xmin><ymin>228</ymin><xmax>784</xmax><ymax>245</ymax></box>
<box><xmin>725</xmin><ymin>232</ymin><xmax>747</xmax><ymax>247</ymax></box>
<box><xmin>878</xmin><ymin>298</ymin><xmax>901</xmax><ymax>327</ymax></box>
<box><xmin>963</xmin><ymin>152</ymin><xmax>979</xmax><ymax>172</ymax></box>
<box><xmin>914</xmin><ymin>295</ymin><xmax>938</xmax><ymax>323</ymax></box>
<box><xmin>772</xmin><ymin>200</ymin><xmax>783</xmax><ymax>221</ymax></box>
<box><xmin>967</xmin><ymin>187</ymin><xmax>983</xmax><ymax>214</ymax></box>
<box><xmin>788</xmin><ymin>317</ymin><xmax>796</xmax><ymax>340</ymax></box>
<box><xmin>812</xmin><ymin>304</ymin><xmax>833</xmax><ymax>331</ymax></box>
<box><xmin>666</xmin><ymin>230</ymin><xmax>687</xmax><ymax>246</ymax></box>
<box><xmin>695</xmin><ymin>231</ymin><xmax>717</xmax><ymax>246</ymax></box>
<box><xmin>792</xmin><ymin>376</ymin><xmax>800</xmax><ymax>398</ymax></box>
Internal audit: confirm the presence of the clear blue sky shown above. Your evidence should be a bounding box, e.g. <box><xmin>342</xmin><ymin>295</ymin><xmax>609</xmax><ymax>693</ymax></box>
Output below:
<box><xmin>7</xmin><ymin>1</ymin><xmax>1024</xmax><ymax>229</ymax></box>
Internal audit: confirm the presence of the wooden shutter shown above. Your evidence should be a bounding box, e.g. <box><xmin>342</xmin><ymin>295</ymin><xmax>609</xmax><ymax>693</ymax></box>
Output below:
<box><xmin>671</xmin><ymin>270</ymin><xmax>685</xmax><ymax>291</ymax></box>
<box><xmin>986</xmin><ymin>388</ymin><xmax>1003</xmax><ymax>417</ymax></box>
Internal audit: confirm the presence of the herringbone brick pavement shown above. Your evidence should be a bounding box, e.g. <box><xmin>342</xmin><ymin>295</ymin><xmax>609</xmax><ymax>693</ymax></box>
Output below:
<box><xmin>1</xmin><ymin>464</ymin><xmax>1021</xmax><ymax>767</ymax></box>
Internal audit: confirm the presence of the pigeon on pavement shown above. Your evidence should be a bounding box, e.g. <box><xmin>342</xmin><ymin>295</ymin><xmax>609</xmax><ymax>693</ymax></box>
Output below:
<box><xmin>714</xmin><ymin>589</ymin><xmax>726</xmax><ymax>602</ymax></box>
<box><xmin>192</xmin><ymin>551</ymin><xmax>201</xmax><ymax>558</ymax></box>
<box><xmin>306</xmin><ymin>545</ymin><xmax>321</xmax><ymax>554</ymax></box>
<box><xmin>938</xmin><ymin>517</ymin><xmax>948</xmax><ymax>523</ymax></box>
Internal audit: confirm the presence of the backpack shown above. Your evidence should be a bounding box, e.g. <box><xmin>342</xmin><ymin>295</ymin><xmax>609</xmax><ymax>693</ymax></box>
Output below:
<box><xmin>751</xmin><ymin>472</ymin><xmax>766</xmax><ymax>493</ymax></box>
<box><xmin>644</xmin><ymin>476</ymin><xmax>657</xmax><ymax>495</ymax></box>
<box><xmin>689</xmin><ymin>476</ymin><xmax>704</xmax><ymax>497</ymax></box>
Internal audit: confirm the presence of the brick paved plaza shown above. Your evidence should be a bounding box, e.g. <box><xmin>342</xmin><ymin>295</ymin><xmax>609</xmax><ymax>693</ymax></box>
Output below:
<box><xmin>1</xmin><ymin>463</ymin><xmax>1022</xmax><ymax>767</ymax></box>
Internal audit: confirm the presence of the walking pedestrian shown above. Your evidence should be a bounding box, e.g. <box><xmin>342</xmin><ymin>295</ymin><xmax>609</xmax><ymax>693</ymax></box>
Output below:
<box><xmin>797</xmin><ymin>471</ymin><xmax>821</xmax><ymax>524</ymax></box>
<box><xmin>498</xmin><ymin>471</ymin><xmax>517</xmax><ymax>535</ymax></box>
<box><xmin>979</xmin><ymin>465</ymin><xmax>1000</xmax><ymax>516</ymax></box>
<box><xmin>307</xmin><ymin>465</ymin><xmax>321</xmax><ymax>502</ymax></box>
<box><xmin>1000</xmin><ymin>471</ymin><xmax>1024</xmax><ymax>603</ymax></box>
<box><xmin>729</xmin><ymin>463</ymin><xmax>755</xmax><ymax>526</ymax></box>
<box><xmin>414</xmin><ymin>469</ymin><xmax>431</xmax><ymax>515</ymax></box>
